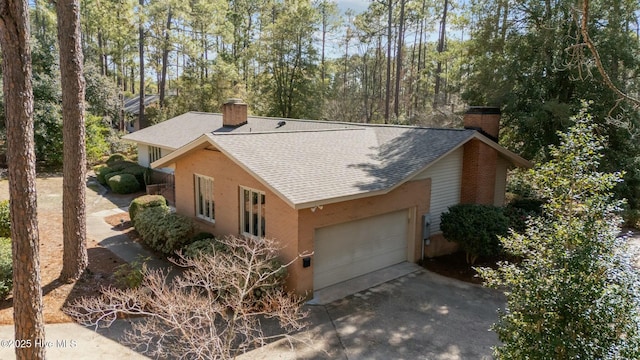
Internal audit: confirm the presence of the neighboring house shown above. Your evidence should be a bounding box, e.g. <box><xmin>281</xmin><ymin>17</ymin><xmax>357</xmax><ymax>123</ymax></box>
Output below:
<box><xmin>125</xmin><ymin>99</ymin><xmax>531</xmax><ymax>298</ymax></box>
<box><xmin>123</xmin><ymin>94</ymin><xmax>161</xmax><ymax>132</ymax></box>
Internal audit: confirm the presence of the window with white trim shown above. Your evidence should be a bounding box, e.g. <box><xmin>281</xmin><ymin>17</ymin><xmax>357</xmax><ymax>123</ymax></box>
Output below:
<box><xmin>195</xmin><ymin>174</ymin><xmax>215</xmax><ymax>223</ymax></box>
<box><xmin>149</xmin><ymin>146</ymin><xmax>163</xmax><ymax>163</ymax></box>
<box><xmin>240</xmin><ymin>187</ymin><xmax>265</xmax><ymax>237</ymax></box>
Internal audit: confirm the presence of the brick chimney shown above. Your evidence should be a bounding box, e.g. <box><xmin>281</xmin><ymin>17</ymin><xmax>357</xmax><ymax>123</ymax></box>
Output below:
<box><xmin>463</xmin><ymin>106</ymin><xmax>500</xmax><ymax>142</ymax></box>
<box><xmin>222</xmin><ymin>98</ymin><xmax>248</xmax><ymax>127</ymax></box>
<box><xmin>460</xmin><ymin>106</ymin><xmax>501</xmax><ymax>205</ymax></box>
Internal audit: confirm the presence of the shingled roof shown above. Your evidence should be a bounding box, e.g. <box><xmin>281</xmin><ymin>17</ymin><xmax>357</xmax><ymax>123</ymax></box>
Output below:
<box><xmin>147</xmin><ymin>113</ymin><xmax>531</xmax><ymax>209</ymax></box>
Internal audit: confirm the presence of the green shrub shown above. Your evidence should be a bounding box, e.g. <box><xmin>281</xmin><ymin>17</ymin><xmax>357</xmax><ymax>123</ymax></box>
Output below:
<box><xmin>103</xmin><ymin>171</ymin><xmax>123</xmax><ymax>183</ymax></box>
<box><xmin>183</xmin><ymin>238</ymin><xmax>217</xmax><ymax>259</ymax></box>
<box><xmin>114</xmin><ymin>256</ymin><xmax>149</xmax><ymax>289</ymax></box>
<box><xmin>623</xmin><ymin>208</ymin><xmax>640</xmax><ymax>229</ymax></box>
<box><xmin>129</xmin><ymin>195</ymin><xmax>168</xmax><ymax>227</ymax></box>
<box><xmin>190</xmin><ymin>232</ymin><xmax>215</xmax><ymax>242</ymax></box>
<box><xmin>0</xmin><ymin>237</ymin><xmax>12</xmax><ymax>299</ymax></box>
<box><xmin>108</xmin><ymin>174</ymin><xmax>141</xmax><ymax>194</ymax></box>
<box><xmin>106</xmin><ymin>153</ymin><xmax>126</xmax><ymax>166</ymax></box>
<box><xmin>0</xmin><ymin>200</ymin><xmax>10</xmax><ymax>238</ymax></box>
<box><xmin>121</xmin><ymin>165</ymin><xmax>147</xmax><ymax>186</ymax></box>
<box><xmin>135</xmin><ymin>206</ymin><xmax>194</xmax><ymax>254</ymax></box>
<box><xmin>85</xmin><ymin>114</ymin><xmax>111</xmax><ymax>164</ymax></box>
<box><xmin>96</xmin><ymin>165</ymin><xmax>116</xmax><ymax>185</ymax></box>
<box><xmin>508</xmin><ymin>198</ymin><xmax>544</xmax><ymax>214</ymax></box>
<box><xmin>440</xmin><ymin>204</ymin><xmax>509</xmax><ymax>264</ymax></box>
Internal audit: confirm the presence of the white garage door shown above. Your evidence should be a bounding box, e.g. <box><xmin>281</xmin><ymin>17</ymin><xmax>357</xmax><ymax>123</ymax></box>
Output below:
<box><xmin>314</xmin><ymin>210</ymin><xmax>409</xmax><ymax>290</ymax></box>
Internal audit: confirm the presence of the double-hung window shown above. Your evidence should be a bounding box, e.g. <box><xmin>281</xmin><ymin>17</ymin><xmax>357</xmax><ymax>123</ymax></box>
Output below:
<box><xmin>149</xmin><ymin>146</ymin><xmax>163</xmax><ymax>163</ymax></box>
<box><xmin>240</xmin><ymin>187</ymin><xmax>265</xmax><ymax>238</ymax></box>
<box><xmin>195</xmin><ymin>174</ymin><xmax>215</xmax><ymax>223</ymax></box>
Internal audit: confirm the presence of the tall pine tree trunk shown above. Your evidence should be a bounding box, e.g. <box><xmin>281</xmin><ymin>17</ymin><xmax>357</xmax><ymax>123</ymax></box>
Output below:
<box><xmin>385</xmin><ymin>0</ymin><xmax>393</xmax><ymax>123</ymax></box>
<box><xmin>57</xmin><ymin>0</ymin><xmax>88</xmax><ymax>283</ymax></box>
<box><xmin>433</xmin><ymin>0</ymin><xmax>448</xmax><ymax>108</ymax></box>
<box><xmin>394</xmin><ymin>0</ymin><xmax>405</xmax><ymax>119</ymax></box>
<box><xmin>0</xmin><ymin>1</ymin><xmax>46</xmax><ymax>358</ymax></box>
<box><xmin>159</xmin><ymin>8</ymin><xmax>172</xmax><ymax>108</ymax></box>
<box><xmin>138</xmin><ymin>0</ymin><xmax>146</xmax><ymax>130</ymax></box>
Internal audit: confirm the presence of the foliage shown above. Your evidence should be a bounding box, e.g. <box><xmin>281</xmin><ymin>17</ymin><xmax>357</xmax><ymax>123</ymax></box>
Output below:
<box><xmin>477</xmin><ymin>107</ymin><xmax>640</xmax><ymax>359</ymax></box>
<box><xmin>85</xmin><ymin>114</ymin><xmax>112</xmax><ymax>164</ymax></box>
<box><xmin>84</xmin><ymin>63</ymin><xmax>121</xmax><ymax>120</ymax></box>
<box><xmin>463</xmin><ymin>0</ymin><xmax>640</xmax><ymax>210</ymax></box>
<box><xmin>182</xmin><ymin>238</ymin><xmax>217</xmax><ymax>259</ymax></box>
<box><xmin>106</xmin><ymin>153</ymin><xmax>127</xmax><ymax>166</ymax></box>
<box><xmin>440</xmin><ymin>204</ymin><xmax>509</xmax><ymax>264</ymax></box>
<box><xmin>134</xmin><ymin>206</ymin><xmax>194</xmax><ymax>254</ymax></box>
<box><xmin>114</xmin><ymin>256</ymin><xmax>150</xmax><ymax>289</ymax></box>
<box><xmin>121</xmin><ymin>165</ymin><xmax>147</xmax><ymax>187</ymax></box>
<box><xmin>65</xmin><ymin>236</ymin><xmax>307</xmax><ymax>359</ymax></box>
<box><xmin>0</xmin><ymin>237</ymin><xmax>12</xmax><ymax>300</ymax></box>
<box><xmin>128</xmin><ymin>195</ymin><xmax>168</xmax><ymax>228</ymax></box>
<box><xmin>0</xmin><ymin>200</ymin><xmax>10</xmax><ymax>238</ymax></box>
<box><xmin>96</xmin><ymin>160</ymin><xmax>138</xmax><ymax>184</ymax></box>
<box><xmin>107</xmin><ymin>174</ymin><xmax>141</xmax><ymax>194</ymax></box>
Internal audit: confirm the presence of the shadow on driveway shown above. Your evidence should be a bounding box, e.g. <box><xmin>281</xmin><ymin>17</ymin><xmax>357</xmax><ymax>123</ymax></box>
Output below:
<box><xmin>240</xmin><ymin>270</ymin><xmax>503</xmax><ymax>360</ymax></box>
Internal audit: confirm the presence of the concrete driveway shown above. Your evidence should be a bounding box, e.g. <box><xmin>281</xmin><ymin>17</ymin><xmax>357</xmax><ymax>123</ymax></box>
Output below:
<box><xmin>240</xmin><ymin>269</ymin><xmax>503</xmax><ymax>360</ymax></box>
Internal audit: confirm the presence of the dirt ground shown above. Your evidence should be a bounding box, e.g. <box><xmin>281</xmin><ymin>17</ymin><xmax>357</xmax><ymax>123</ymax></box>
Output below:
<box><xmin>0</xmin><ymin>175</ymin><xmax>141</xmax><ymax>324</ymax></box>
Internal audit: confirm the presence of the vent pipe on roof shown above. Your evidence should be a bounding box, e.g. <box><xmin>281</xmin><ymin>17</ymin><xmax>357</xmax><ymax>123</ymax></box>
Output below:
<box><xmin>222</xmin><ymin>98</ymin><xmax>248</xmax><ymax>127</ymax></box>
<box><xmin>463</xmin><ymin>106</ymin><xmax>501</xmax><ymax>143</ymax></box>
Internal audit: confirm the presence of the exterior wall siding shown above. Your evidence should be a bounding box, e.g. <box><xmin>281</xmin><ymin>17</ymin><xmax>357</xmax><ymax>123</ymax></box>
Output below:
<box><xmin>137</xmin><ymin>144</ymin><xmax>174</xmax><ymax>173</ymax></box>
<box><xmin>413</xmin><ymin>147</ymin><xmax>463</xmax><ymax>234</ymax></box>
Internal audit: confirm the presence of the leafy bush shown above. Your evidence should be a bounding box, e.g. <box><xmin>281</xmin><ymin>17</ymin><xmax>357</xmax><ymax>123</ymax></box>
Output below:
<box><xmin>106</xmin><ymin>153</ymin><xmax>126</xmax><ymax>166</ymax></box>
<box><xmin>85</xmin><ymin>114</ymin><xmax>111</xmax><ymax>164</ymax></box>
<box><xmin>97</xmin><ymin>160</ymin><xmax>140</xmax><ymax>185</ymax></box>
<box><xmin>128</xmin><ymin>195</ymin><xmax>167</xmax><ymax>227</ymax></box>
<box><xmin>182</xmin><ymin>238</ymin><xmax>217</xmax><ymax>259</ymax></box>
<box><xmin>108</xmin><ymin>174</ymin><xmax>141</xmax><ymax>194</ymax></box>
<box><xmin>508</xmin><ymin>198</ymin><xmax>544</xmax><ymax>214</ymax></box>
<box><xmin>114</xmin><ymin>256</ymin><xmax>149</xmax><ymax>289</ymax></box>
<box><xmin>0</xmin><ymin>200</ymin><xmax>10</xmax><ymax>238</ymax></box>
<box><xmin>0</xmin><ymin>237</ymin><xmax>12</xmax><ymax>299</ymax></box>
<box><xmin>440</xmin><ymin>204</ymin><xmax>509</xmax><ymax>264</ymax></box>
<box><xmin>478</xmin><ymin>106</ymin><xmax>640</xmax><ymax>359</ymax></box>
<box><xmin>121</xmin><ymin>165</ymin><xmax>147</xmax><ymax>186</ymax></box>
<box><xmin>135</xmin><ymin>206</ymin><xmax>194</xmax><ymax>254</ymax></box>
<box><xmin>623</xmin><ymin>208</ymin><xmax>640</xmax><ymax>229</ymax></box>
<box><xmin>103</xmin><ymin>171</ymin><xmax>123</xmax><ymax>183</ymax></box>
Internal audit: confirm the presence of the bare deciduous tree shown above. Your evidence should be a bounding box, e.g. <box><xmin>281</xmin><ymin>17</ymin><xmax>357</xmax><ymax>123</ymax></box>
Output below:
<box><xmin>66</xmin><ymin>236</ymin><xmax>308</xmax><ymax>359</ymax></box>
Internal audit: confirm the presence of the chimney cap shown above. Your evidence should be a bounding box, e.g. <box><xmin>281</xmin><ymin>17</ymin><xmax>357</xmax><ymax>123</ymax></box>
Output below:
<box><xmin>465</xmin><ymin>106</ymin><xmax>501</xmax><ymax>115</ymax></box>
<box><xmin>224</xmin><ymin>98</ymin><xmax>246</xmax><ymax>105</ymax></box>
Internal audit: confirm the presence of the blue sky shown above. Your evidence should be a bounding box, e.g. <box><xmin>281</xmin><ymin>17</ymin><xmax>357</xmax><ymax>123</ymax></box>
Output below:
<box><xmin>336</xmin><ymin>0</ymin><xmax>370</xmax><ymax>15</ymax></box>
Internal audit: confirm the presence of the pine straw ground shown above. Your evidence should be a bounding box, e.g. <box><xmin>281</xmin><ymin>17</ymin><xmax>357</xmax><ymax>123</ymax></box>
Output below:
<box><xmin>0</xmin><ymin>175</ymin><xmax>138</xmax><ymax>324</ymax></box>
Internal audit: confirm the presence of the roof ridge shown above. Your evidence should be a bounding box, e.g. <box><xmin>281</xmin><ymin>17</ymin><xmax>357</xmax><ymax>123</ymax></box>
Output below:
<box><xmin>210</xmin><ymin>127</ymin><xmax>364</xmax><ymax>136</ymax></box>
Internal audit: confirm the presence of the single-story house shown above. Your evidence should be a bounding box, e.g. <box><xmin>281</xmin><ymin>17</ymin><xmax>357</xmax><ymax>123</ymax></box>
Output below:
<box><xmin>123</xmin><ymin>99</ymin><xmax>531</xmax><ymax>297</ymax></box>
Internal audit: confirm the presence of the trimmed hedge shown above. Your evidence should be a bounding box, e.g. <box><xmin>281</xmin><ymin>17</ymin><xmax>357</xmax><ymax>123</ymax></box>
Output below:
<box><xmin>135</xmin><ymin>206</ymin><xmax>194</xmax><ymax>254</ymax></box>
<box><xmin>0</xmin><ymin>237</ymin><xmax>12</xmax><ymax>299</ymax></box>
<box><xmin>108</xmin><ymin>174</ymin><xmax>141</xmax><ymax>194</ymax></box>
<box><xmin>106</xmin><ymin>153</ymin><xmax>126</xmax><ymax>166</ymax></box>
<box><xmin>121</xmin><ymin>165</ymin><xmax>147</xmax><ymax>187</ymax></box>
<box><xmin>440</xmin><ymin>204</ymin><xmax>510</xmax><ymax>264</ymax></box>
<box><xmin>0</xmin><ymin>200</ymin><xmax>10</xmax><ymax>238</ymax></box>
<box><xmin>129</xmin><ymin>195</ymin><xmax>168</xmax><ymax>227</ymax></box>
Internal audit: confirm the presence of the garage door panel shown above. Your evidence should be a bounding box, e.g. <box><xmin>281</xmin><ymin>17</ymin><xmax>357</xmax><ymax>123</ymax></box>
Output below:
<box><xmin>314</xmin><ymin>210</ymin><xmax>409</xmax><ymax>290</ymax></box>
